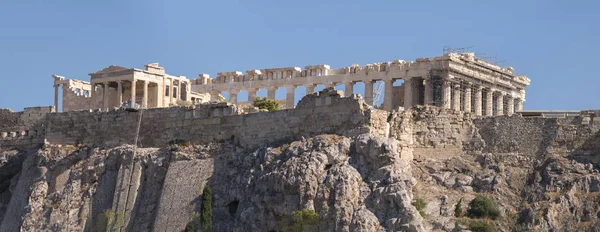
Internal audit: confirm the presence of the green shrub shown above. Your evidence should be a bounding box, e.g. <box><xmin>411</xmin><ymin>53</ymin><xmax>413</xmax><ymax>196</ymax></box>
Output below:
<box><xmin>291</xmin><ymin>209</ymin><xmax>320</xmax><ymax>225</ymax></box>
<box><xmin>278</xmin><ymin>209</ymin><xmax>320</xmax><ymax>232</ymax></box>
<box><xmin>412</xmin><ymin>198</ymin><xmax>427</xmax><ymax>216</ymax></box>
<box><xmin>201</xmin><ymin>186</ymin><xmax>213</xmax><ymax>232</ymax></box>
<box><xmin>253</xmin><ymin>97</ymin><xmax>280</xmax><ymax>112</ymax></box>
<box><xmin>467</xmin><ymin>195</ymin><xmax>500</xmax><ymax>220</ymax></box>
<box><xmin>454</xmin><ymin>198</ymin><xmax>463</xmax><ymax>217</ymax></box>
<box><xmin>468</xmin><ymin>220</ymin><xmax>495</xmax><ymax>232</ymax></box>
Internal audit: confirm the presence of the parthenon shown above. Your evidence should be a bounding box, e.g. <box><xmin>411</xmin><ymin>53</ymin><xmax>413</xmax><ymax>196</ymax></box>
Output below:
<box><xmin>53</xmin><ymin>52</ymin><xmax>530</xmax><ymax>116</ymax></box>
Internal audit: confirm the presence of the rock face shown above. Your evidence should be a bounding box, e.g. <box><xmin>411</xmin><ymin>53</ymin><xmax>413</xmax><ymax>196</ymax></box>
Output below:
<box><xmin>0</xmin><ymin>134</ymin><xmax>424</xmax><ymax>232</ymax></box>
<box><xmin>1</xmin><ymin>106</ymin><xmax>600</xmax><ymax>231</ymax></box>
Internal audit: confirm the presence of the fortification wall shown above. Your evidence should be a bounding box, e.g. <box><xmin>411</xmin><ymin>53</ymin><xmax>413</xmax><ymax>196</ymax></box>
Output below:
<box><xmin>389</xmin><ymin>106</ymin><xmax>600</xmax><ymax>161</ymax></box>
<box><xmin>0</xmin><ymin>107</ymin><xmax>53</xmax><ymax>148</ymax></box>
<box><xmin>1</xmin><ymin>91</ymin><xmax>386</xmax><ymax>150</ymax></box>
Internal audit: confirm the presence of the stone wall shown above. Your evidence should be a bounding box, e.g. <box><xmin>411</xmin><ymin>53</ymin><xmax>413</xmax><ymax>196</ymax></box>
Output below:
<box><xmin>389</xmin><ymin>106</ymin><xmax>600</xmax><ymax>161</ymax></box>
<box><xmin>0</xmin><ymin>107</ymin><xmax>53</xmax><ymax>148</ymax></box>
<box><xmin>1</xmin><ymin>91</ymin><xmax>385</xmax><ymax>150</ymax></box>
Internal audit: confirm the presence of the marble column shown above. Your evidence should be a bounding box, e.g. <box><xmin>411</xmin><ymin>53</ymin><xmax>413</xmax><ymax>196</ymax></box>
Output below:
<box><xmin>383</xmin><ymin>79</ymin><xmax>394</xmax><ymax>111</ymax></box>
<box><xmin>117</xmin><ymin>81</ymin><xmax>123</xmax><ymax>106</ymax></box>
<box><xmin>131</xmin><ymin>80</ymin><xmax>137</xmax><ymax>106</ymax></box>
<box><xmin>305</xmin><ymin>84</ymin><xmax>315</xmax><ymax>95</ymax></box>
<box><xmin>102</xmin><ymin>82</ymin><xmax>109</xmax><ymax>111</ymax></box>
<box><xmin>495</xmin><ymin>91</ymin><xmax>504</xmax><ymax>116</ymax></box>
<box><xmin>230</xmin><ymin>90</ymin><xmax>239</xmax><ymax>104</ymax></box>
<box><xmin>267</xmin><ymin>87</ymin><xmax>277</xmax><ymax>100</ymax></box>
<box><xmin>464</xmin><ymin>84</ymin><xmax>472</xmax><ymax>113</ymax></box>
<box><xmin>443</xmin><ymin>81</ymin><xmax>451</xmax><ymax>109</ymax></box>
<box><xmin>452</xmin><ymin>84</ymin><xmax>461</xmax><ymax>111</ymax></box>
<box><xmin>473</xmin><ymin>86</ymin><xmax>482</xmax><ymax>116</ymax></box>
<box><xmin>247</xmin><ymin>88</ymin><xmax>257</xmax><ymax>101</ymax></box>
<box><xmin>143</xmin><ymin>80</ymin><xmax>148</xmax><ymax>107</ymax></box>
<box><xmin>506</xmin><ymin>95</ymin><xmax>514</xmax><ymax>116</ymax></box>
<box><xmin>325</xmin><ymin>82</ymin><xmax>335</xmax><ymax>88</ymax></box>
<box><xmin>404</xmin><ymin>78</ymin><xmax>413</xmax><ymax>109</ymax></box>
<box><xmin>176</xmin><ymin>81</ymin><xmax>181</xmax><ymax>101</ymax></box>
<box><xmin>516</xmin><ymin>99</ymin><xmax>523</xmax><ymax>111</ymax></box>
<box><xmin>485</xmin><ymin>88</ymin><xmax>493</xmax><ymax>116</ymax></box>
<box><xmin>169</xmin><ymin>78</ymin><xmax>174</xmax><ymax>105</ymax></box>
<box><xmin>364</xmin><ymin>80</ymin><xmax>374</xmax><ymax>106</ymax></box>
<box><xmin>54</xmin><ymin>84</ymin><xmax>60</xmax><ymax>112</ymax></box>
<box><xmin>285</xmin><ymin>85</ymin><xmax>295</xmax><ymax>109</ymax></box>
<box><xmin>423</xmin><ymin>78</ymin><xmax>431</xmax><ymax>106</ymax></box>
<box><xmin>344</xmin><ymin>82</ymin><xmax>354</xmax><ymax>97</ymax></box>
<box><xmin>90</xmin><ymin>83</ymin><xmax>96</xmax><ymax>109</ymax></box>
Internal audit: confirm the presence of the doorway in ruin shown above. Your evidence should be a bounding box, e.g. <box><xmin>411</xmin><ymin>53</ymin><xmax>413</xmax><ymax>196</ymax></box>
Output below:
<box><xmin>413</xmin><ymin>77</ymin><xmax>425</xmax><ymax>106</ymax></box>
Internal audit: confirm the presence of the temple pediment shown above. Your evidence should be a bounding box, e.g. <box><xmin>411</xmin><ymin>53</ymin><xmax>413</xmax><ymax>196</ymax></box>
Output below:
<box><xmin>89</xmin><ymin>65</ymin><xmax>132</xmax><ymax>76</ymax></box>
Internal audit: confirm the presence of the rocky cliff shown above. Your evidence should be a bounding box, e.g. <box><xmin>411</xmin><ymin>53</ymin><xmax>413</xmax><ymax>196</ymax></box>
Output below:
<box><xmin>1</xmin><ymin>98</ymin><xmax>600</xmax><ymax>231</ymax></box>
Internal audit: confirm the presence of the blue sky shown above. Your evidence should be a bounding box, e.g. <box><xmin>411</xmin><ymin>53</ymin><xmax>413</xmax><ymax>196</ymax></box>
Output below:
<box><xmin>1</xmin><ymin>0</ymin><xmax>598</xmax><ymax>111</ymax></box>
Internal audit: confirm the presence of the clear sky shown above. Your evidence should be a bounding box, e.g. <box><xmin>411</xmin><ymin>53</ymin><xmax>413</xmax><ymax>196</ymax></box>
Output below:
<box><xmin>1</xmin><ymin>0</ymin><xmax>598</xmax><ymax>111</ymax></box>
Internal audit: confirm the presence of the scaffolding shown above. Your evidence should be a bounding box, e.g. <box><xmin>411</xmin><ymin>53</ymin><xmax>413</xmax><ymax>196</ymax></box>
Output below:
<box><xmin>373</xmin><ymin>81</ymin><xmax>384</xmax><ymax>106</ymax></box>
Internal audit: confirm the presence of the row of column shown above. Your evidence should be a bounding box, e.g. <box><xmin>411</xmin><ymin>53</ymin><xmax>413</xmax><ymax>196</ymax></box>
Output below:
<box><xmin>207</xmin><ymin>80</ymin><xmax>422</xmax><ymax>110</ymax></box>
<box><xmin>439</xmin><ymin>81</ymin><xmax>523</xmax><ymax>116</ymax></box>
<box><xmin>205</xmin><ymin>79</ymin><xmax>523</xmax><ymax>116</ymax></box>
<box><xmin>89</xmin><ymin>80</ymin><xmax>150</xmax><ymax>111</ymax></box>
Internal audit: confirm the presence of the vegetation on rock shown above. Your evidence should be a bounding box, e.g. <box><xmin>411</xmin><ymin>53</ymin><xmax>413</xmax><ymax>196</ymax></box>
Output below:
<box><xmin>277</xmin><ymin>209</ymin><xmax>320</xmax><ymax>232</ymax></box>
<box><xmin>454</xmin><ymin>198</ymin><xmax>463</xmax><ymax>217</ymax></box>
<box><xmin>412</xmin><ymin>198</ymin><xmax>427</xmax><ymax>216</ymax></box>
<box><xmin>94</xmin><ymin>209</ymin><xmax>124</xmax><ymax>232</ymax></box>
<box><xmin>467</xmin><ymin>220</ymin><xmax>495</xmax><ymax>232</ymax></box>
<box><xmin>467</xmin><ymin>195</ymin><xmax>500</xmax><ymax>220</ymax></box>
<box><xmin>200</xmin><ymin>186</ymin><xmax>213</xmax><ymax>232</ymax></box>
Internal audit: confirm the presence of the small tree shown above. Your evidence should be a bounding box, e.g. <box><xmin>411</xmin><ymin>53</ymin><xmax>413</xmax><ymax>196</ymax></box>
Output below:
<box><xmin>253</xmin><ymin>97</ymin><xmax>280</xmax><ymax>112</ymax></box>
<box><xmin>467</xmin><ymin>195</ymin><xmax>500</xmax><ymax>220</ymax></box>
<box><xmin>201</xmin><ymin>186</ymin><xmax>213</xmax><ymax>232</ymax></box>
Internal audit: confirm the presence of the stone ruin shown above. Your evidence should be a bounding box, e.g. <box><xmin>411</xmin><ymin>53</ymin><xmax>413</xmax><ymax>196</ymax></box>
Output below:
<box><xmin>52</xmin><ymin>52</ymin><xmax>530</xmax><ymax>117</ymax></box>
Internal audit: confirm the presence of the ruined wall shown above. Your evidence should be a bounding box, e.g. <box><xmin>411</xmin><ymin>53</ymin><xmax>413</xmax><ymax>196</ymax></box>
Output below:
<box><xmin>389</xmin><ymin>106</ymin><xmax>478</xmax><ymax>160</ymax></box>
<box><xmin>61</xmin><ymin>82</ymin><xmax>93</xmax><ymax>112</ymax></box>
<box><xmin>0</xmin><ymin>107</ymin><xmax>53</xmax><ymax>148</ymax></box>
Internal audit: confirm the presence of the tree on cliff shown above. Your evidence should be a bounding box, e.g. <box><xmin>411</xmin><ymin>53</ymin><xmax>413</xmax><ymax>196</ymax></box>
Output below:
<box><xmin>201</xmin><ymin>186</ymin><xmax>213</xmax><ymax>232</ymax></box>
<box><xmin>253</xmin><ymin>97</ymin><xmax>280</xmax><ymax>111</ymax></box>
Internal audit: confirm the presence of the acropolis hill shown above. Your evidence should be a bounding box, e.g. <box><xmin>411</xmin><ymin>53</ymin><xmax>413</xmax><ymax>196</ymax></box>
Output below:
<box><xmin>1</xmin><ymin>52</ymin><xmax>600</xmax><ymax>231</ymax></box>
